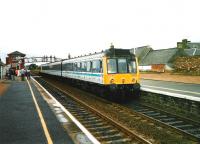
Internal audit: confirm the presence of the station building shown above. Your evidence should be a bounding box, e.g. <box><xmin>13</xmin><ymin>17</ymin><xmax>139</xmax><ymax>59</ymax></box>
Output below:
<box><xmin>6</xmin><ymin>51</ymin><xmax>26</xmax><ymax>70</ymax></box>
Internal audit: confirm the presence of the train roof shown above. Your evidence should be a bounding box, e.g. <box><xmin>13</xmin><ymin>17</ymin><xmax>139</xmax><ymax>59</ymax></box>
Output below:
<box><xmin>104</xmin><ymin>48</ymin><xmax>134</xmax><ymax>57</ymax></box>
<box><xmin>41</xmin><ymin>48</ymin><xmax>135</xmax><ymax>66</ymax></box>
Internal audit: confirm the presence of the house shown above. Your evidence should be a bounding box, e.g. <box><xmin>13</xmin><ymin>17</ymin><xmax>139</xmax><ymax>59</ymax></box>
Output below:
<box><xmin>136</xmin><ymin>39</ymin><xmax>200</xmax><ymax>72</ymax></box>
<box><xmin>139</xmin><ymin>48</ymin><xmax>186</xmax><ymax>72</ymax></box>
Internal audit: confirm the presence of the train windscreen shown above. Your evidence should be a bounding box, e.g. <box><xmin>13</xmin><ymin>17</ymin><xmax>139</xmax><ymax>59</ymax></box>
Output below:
<box><xmin>107</xmin><ymin>58</ymin><xmax>137</xmax><ymax>74</ymax></box>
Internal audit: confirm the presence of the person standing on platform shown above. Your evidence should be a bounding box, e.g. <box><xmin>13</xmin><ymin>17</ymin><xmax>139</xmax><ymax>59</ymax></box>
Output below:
<box><xmin>8</xmin><ymin>68</ymin><xmax>12</xmax><ymax>80</ymax></box>
<box><xmin>20</xmin><ymin>69</ymin><xmax>25</xmax><ymax>81</ymax></box>
<box><xmin>5</xmin><ymin>69</ymin><xmax>9</xmax><ymax>80</ymax></box>
<box><xmin>26</xmin><ymin>69</ymin><xmax>31</xmax><ymax>80</ymax></box>
<box><xmin>11</xmin><ymin>69</ymin><xmax>15</xmax><ymax>80</ymax></box>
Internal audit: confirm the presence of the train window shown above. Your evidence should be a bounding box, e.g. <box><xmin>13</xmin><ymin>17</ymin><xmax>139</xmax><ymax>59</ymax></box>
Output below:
<box><xmin>52</xmin><ymin>64</ymin><xmax>59</xmax><ymax>70</ymax></box>
<box><xmin>128</xmin><ymin>60</ymin><xmax>137</xmax><ymax>73</ymax></box>
<box><xmin>42</xmin><ymin>66</ymin><xmax>46</xmax><ymax>70</ymax></box>
<box><xmin>55</xmin><ymin>64</ymin><xmax>61</xmax><ymax>70</ymax></box>
<box><xmin>107</xmin><ymin>59</ymin><xmax>117</xmax><ymax>74</ymax></box>
<box><xmin>118</xmin><ymin>59</ymin><xmax>127</xmax><ymax>73</ymax></box>
<box><xmin>63</xmin><ymin>63</ymin><xmax>73</xmax><ymax>71</ymax></box>
<box><xmin>92</xmin><ymin>60</ymin><xmax>101</xmax><ymax>73</ymax></box>
<box><xmin>69</xmin><ymin>63</ymin><xmax>73</xmax><ymax>71</ymax></box>
<box><xmin>100</xmin><ymin>60</ymin><xmax>103</xmax><ymax>73</ymax></box>
<box><xmin>81</xmin><ymin>62</ymin><xmax>87</xmax><ymax>72</ymax></box>
<box><xmin>77</xmin><ymin>62</ymin><xmax>81</xmax><ymax>71</ymax></box>
<box><xmin>73</xmin><ymin>63</ymin><xmax>77</xmax><ymax>71</ymax></box>
<box><xmin>86</xmin><ymin>61</ymin><xmax>91</xmax><ymax>72</ymax></box>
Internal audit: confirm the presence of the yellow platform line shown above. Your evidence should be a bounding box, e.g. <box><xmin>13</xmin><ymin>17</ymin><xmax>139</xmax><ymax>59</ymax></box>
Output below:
<box><xmin>27</xmin><ymin>80</ymin><xmax>53</xmax><ymax>144</ymax></box>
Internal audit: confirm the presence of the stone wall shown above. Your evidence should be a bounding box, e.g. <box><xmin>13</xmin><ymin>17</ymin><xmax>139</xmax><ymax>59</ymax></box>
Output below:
<box><xmin>140</xmin><ymin>91</ymin><xmax>200</xmax><ymax>121</ymax></box>
<box><xmin>174</xmin><ymin>56</ymin><xmax>200</xmax><ymax>74</ymax></box>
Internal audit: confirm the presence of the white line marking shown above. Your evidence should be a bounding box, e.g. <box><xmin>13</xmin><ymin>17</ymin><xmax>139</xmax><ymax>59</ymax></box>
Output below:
<box><xmin>27</xmin><ymin>79</ymin><xmax>53</xmax><ymax>144</ymax></box>
<box><xmin>31</xmin><ymin>77</ymin><xmax>101</xmax><ymax>144</ymax></box>
<box><xmin>142</xmin><ymin>84</ymin><xmax>200</xmax><ymax>95</ymax></box>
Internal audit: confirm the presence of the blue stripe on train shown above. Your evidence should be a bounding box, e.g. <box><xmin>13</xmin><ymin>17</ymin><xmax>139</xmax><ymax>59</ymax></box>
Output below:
<box><xmin>62</xmin><ymin>71</ymin><xmax>102</xmax><ymax>77</ymax></box>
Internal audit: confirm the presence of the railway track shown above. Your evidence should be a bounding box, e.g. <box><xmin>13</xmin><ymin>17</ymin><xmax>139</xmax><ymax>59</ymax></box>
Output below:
<box><xmin>33</xmin><ymin>76</ymin><xmax>151</xmax><ymax>144</ymax></box>
<box><xmin>32</xmin><ymin>74</ymin><xmax>198</xmax><ymax>143</ymax></box>
<box><xmin>128</xmin><ymin>102</ymin><xmax>200</xmax><ymax>141</ymax></box>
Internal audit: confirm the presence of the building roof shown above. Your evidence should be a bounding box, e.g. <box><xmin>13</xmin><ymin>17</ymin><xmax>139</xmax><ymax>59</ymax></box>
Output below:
<box><xmin>195</xmin><ymin>49</ymin><xmax>200</xmax><ymax>55</ymax></box>
<box><xmin>140</xmin><ymin>48</ymin><xmax>186</xmax><ymax>66</ymax></box>
<box><xmin>184</xmin><ymin>48</ymin><xmax>200</xmax><ymax>56</ymax></box>
<box><xmin>8</xmin><ymin>51</ymin><xmax>26</xmax><ymax>56</ymax></box>
<box><xmin>188</xmin><ymin>42</ymin><xmax>200</xmax><ymax>49</ymax></box>
<box><xmin>184</xmin><ymin>49</ymin><xmax>195</xmax><ymax>56</ymax></box>
<box><xmin>132</xmin><ymin>46</ymin><xmax>152</xmax><ymax>63</ymax></box>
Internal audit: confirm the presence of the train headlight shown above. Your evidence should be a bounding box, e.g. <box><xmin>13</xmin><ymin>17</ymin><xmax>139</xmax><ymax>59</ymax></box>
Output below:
<box><xmin>110</xmin><ymin>79</ymin><xmax>114</xmax><ymax>84</ymax></box>
<box><xmin>132</xmin><ymin>78</ymin><xmax>136</xmax><ymax>83</ymax></box>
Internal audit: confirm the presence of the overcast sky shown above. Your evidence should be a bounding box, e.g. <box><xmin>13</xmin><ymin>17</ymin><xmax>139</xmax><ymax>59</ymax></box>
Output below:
<box><xmin>0</xmin><ymin>0</ymin><xmax>200</xmax><ymax>62</ymax></box>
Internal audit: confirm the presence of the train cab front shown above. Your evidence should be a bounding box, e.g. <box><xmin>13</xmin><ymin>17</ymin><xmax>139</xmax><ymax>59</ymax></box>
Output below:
<box><xmin>103</xmin><ymin>48</ymin><xmax>140</xmax><ymax>100</ymax></box>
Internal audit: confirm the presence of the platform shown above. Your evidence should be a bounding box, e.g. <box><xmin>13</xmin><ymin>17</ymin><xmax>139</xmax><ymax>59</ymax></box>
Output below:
<box><xmin>0</xmin><ymin>80</ymin><xmax>74</xmax><ymax>144</ymax></box>
<box><xmin>141</xmin><ymin>79</ymin><xmax>200</xmax><ymax>101</ymax></box>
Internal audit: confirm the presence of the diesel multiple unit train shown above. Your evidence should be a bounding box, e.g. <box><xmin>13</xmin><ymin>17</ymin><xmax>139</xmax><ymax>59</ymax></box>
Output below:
<box><xmin>40</xmin><ymin>47</ymin><xmax>140</xmax><ymax>100</ymax></box>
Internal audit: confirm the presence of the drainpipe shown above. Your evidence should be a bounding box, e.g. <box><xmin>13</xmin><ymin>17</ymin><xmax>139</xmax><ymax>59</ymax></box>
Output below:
<box><xmin>193</xmin><ymin>48</ymin><xmax>197</xmax><ymax>56</ymax></box>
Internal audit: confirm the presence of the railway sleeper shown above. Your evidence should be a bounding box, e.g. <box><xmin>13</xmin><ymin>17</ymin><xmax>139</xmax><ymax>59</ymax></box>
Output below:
<box><xmin>166</xmin><ymin>121</ymin><xmax>183</xmax><ymax>125</ymax></box>
<box><xmin>186</xmin><ymin>128</ymin><xmax>200</xmax><ymax>134</ymax></box>
<box><xmin>175</xmin><ymin>124</ymin><xmax>194</xmax><ymax>129</ymax></box>
<box><xmin>135</xmin><ymin>109</ymin><xmax>149</xmax><ymax>112</ymax></box>
<box><xmin>66</xmin><ymin>108</ymin><xmax>87</xmax><ymax>112</ymax></box>
<box><xmin>141</xmin><ymin>111</ymin><xmax>155</xmax><ymax>114</ymax></box>
<box><xmin>154</xmin><ymin>115</ymin><xmax>168</xmax><ymax>119</ymax></box>
<box><xmin>146</xmin><ymin>112</ymin><xmax>160</xmax><ymax>116</ymax></box>
<box><xmin>84</xmin><ymin>122</ymin><xmax>107</xmax><ymax>128</ymax></box>
<box><xmin>160</xmin><ymin>117</ymin><xmax>176</xmax><ymax>122</ymax></box>
<box><xmin>93</xmin><ymin>129</ymin><xmax>119</xmax><ymax>136</ymax></box>
<box><xmin>81</xmin><ymin>119</ymin><xmax>103</xmax><ymax>125</ymax></box>
<box><xmin>194</xmin><ymin>134</ymin><xmax>200</xmax><ymax>138</ymax></box>
<box><xmin>98</xmin><ymin>133</ymin><xmax>125</xmax><ymax>142</ymax></box>
<box><xmin>70</xmin><ymin>111</ymin><xmax>91</xmax><ymax>116</ymax></box>
<box><xmin>87</xmin><ymin>125</ymin><xmax>112</xmax><ymax>131</ymax></box>
<box><xmin>106</xmin><ymin>138</ymin><xmax>133</xmax><ymax>144</ymax></box>
<box><xmin>78</xmin><ymin>116</ymin><xmax>99</xmax><ymax>121</ymax></box>
<box><xmin>93</xmin><ymin>126</ymin><xmax>114</xmax><ymax>132</ymax></box>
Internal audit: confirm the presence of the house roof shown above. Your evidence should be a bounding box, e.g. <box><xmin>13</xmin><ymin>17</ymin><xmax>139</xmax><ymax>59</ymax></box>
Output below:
<box><xmin>140</xmin><ymin>48</ymin><xmax>186</xmax><ymax>66</ymax></box>
<box><xmin>195</xmin><ymin>49</ymin><xmax>200</xmax><ymax>55</ymax></box>
<box><xmin>188</xmin><ymin>42</ymin><xmax>200</xmax><ymax>49</ymax></box>
<box><xmin>8</xmin><ymin>51</ymin><xmax>26</xmax><ymax>56</ymax></box>
<box><xmin>131</xmin><ymin>46</ymin><xmax>152</xmax><ymax>63</ymax></box>
<box><xmin>184</xmin><ymin>49</ymin><xmax>195</xmax><ymax>56</ymax></box>
<box><xmin>184</xmin><ymin>48</ymin><xmax>200</xmax><ymax>56</ymax></box>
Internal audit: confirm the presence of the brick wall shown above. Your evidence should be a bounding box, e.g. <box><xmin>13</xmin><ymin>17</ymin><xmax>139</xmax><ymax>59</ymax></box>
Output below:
<box><xmin>151</xmin><ymin>64</ymin><xmax>165</xmax><ymax>72</ymax></box>
<box><xmin>174</xmin><ymin>56</ymin><xmax>200</xmax><ymax>74</ymax></box>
